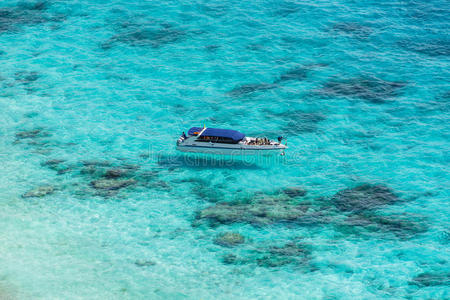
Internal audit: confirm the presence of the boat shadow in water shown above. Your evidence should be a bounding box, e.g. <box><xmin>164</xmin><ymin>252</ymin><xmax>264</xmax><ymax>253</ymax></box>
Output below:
<box><xmin>157</xmin><ymin>154</ymin><xmax>265</xmax><ymax>170</ymax></box>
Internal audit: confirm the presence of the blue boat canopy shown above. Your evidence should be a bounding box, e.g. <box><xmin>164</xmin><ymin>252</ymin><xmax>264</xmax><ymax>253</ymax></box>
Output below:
<box><xmin>188</xmin><ymin>127</ymin><xmax>245</xmax><ymax>141</ymax></box>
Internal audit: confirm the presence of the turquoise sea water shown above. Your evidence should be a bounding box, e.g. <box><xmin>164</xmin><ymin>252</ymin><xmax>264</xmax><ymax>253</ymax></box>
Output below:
<box><xmin>0</xmin><ymin>0</ymin><xmax>449</xmax><ymax>298</ymax></box>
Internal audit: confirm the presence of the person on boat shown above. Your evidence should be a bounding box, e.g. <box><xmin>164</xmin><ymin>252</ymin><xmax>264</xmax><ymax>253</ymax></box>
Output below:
<box><xmin>182</xmin><ymin>132</ymin><xmax>187</xmax><ymax>139</ymax></box>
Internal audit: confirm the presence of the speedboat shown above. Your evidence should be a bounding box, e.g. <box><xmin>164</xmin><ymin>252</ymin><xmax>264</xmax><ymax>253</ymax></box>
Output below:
<box><xmin>176</xmin><ymin>127</ymin><xmax>287</xmax><ymax>155</ymax></box>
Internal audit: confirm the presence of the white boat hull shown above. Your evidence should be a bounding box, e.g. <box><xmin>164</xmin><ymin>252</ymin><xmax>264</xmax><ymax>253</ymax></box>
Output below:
<box><xmin>176</xmin><ymin>145</ymin><xmax>285</xmax><ymax>155</ymax></box>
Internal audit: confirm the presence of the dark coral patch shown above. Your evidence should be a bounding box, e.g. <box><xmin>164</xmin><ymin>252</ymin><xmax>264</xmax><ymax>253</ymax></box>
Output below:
<box><xmin>16</xmin><ymin>129</ymin><xmax>44</xmax><ymax>139</ymax></box>
<box><xmin>273</xmin><ymin>67</ymin><xmax>308</xmax><ymax>83</ymax></box>
<box><xmin>205</xmin><ymin>44</ymin><xmax>220</xmax><ymax>52</ymax></box>
<box><xmin>82</xmin><ymin>160</ymin><xmax>112</xmax><ymax>167</ymax></box>
<box><xmin>227</xmin><ymin>83</ymin><xmax>277</xmax><ymax>97</ymax></box>
<box><xmin>0</xmin><ymin>1</ymin><xmax>55</xmax><ymax>34</ymax></box>
<box><xmin>22</xmin><ymin>185</ymin><xmax>54</xmax><ymax>198</ymax></box>
<box><xmin>192</xmin><ymin>183</ymin><xmax>224</xmax><ymax>203</ymax></box>
<box><xmin>15</xmin><ymin>71</ymin><xmax>40</xmax><ymax>85</ymax></box>
<box><xmin>332</xmin><ymin>184</ymin><xmax>400</xmax><ymax>213</ymax></box>
<box><xmin>338</xmin><ymin>213</ymin><xmax>427</xmax><ymax>239</ymax></box>
<box><xmin>15</xmin><ymin>128</ymin><xmax>51</xmax><ymax>144</ymax></box>
<box><xmin>214</xmin><ymin>232</ymin><xmax>245</xmax><ymax>247</ymax></box>
<box><xmin>194</xmin><ymin>190</ymin><xmax>325</xmax><ymax>227</ymax></box>
<box><xmin>24</xmin><ymin>111</ymin><xmax>38</xmax><ymax>118</ymax></box>
<box><xmin>60</xmin><ymin>158</ymin><xmax>168</xmax><ymax>197</ymax></box>
<box><xmin>17</xmin><ymin>1</ymin><xmax>50</xmax><ymax>11</ymax></box>
<box><xmin>134</xmin><ymin>260</ymin><xmax>156</xmax><ymax>267</ymax></box>
<box><xmin>409</xmin><ymin>272</ymin><xmax>450</xmax><ymax>287</ymax></box>
<box><xmin>41</xmin><ymin>159</ymin><xmax>71</xmax><ymax>174</ymax></box>
<box><xmin>222</xmin><ymin>253</ymin><xmax>240</xmax><ymax>265</ymax></box>
<box><xmin>281</xmin><ymin>187</ymin><xmax>307</xmax><ymax>198</ymax></box>
<box><xmin>256</xmin><ymin>242</ymin><xmax>311</xmax><ymax>268</ymax></box>
<box><xmin>104</xmin><ymin>168</ymin><xmax>128</xmax><ymax>179</ymax></box>
<box><xmin>398</xmin><ymin>39</ymin><xmax>450</xmax><ymax>57</ymax></box>
<box><xmin>101</xmin><ymin>22</ymin><xmax>186</xmax><ymax>50</ymax></box>
<box><xmin>221</xmin><ymin>241</ymin><xmax>313</xmax><ymax>269</ymax></box>
<box><xmin>41</xmin><ymin>159</ymin><xmax>65</xmax><ymax>167</ymax></box>
<box><xmin>90</xmin><ymin>179</ymin><xmax>137</xmax><ymax>190</ymax></box>
<box><xmin>196</xmin><ymin>201</ymin><xmax>307</xmax><ymax>226</ymax></box>
<box><xmin>320</xmin><ymin>76</ymin><xmax>406</xmax><ymax>103</ymax></box>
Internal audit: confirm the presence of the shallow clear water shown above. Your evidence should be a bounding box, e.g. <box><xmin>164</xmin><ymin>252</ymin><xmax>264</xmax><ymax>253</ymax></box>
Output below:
<box><xmin>0</xmin><ymin>0</ymin><xmax>449</xmax><ymax>299</ymax></box>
